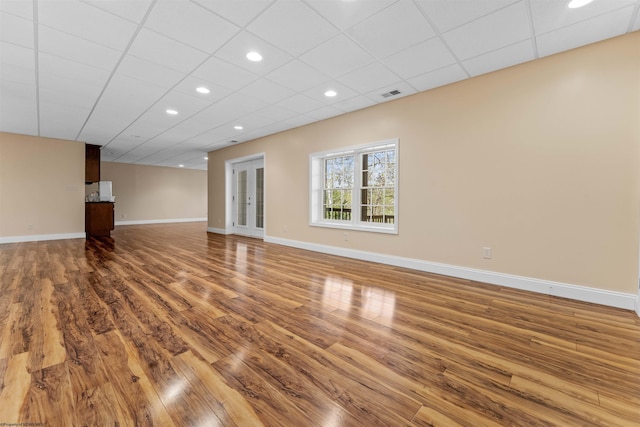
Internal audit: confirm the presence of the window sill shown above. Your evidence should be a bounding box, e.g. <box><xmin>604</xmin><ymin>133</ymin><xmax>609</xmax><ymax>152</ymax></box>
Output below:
<box><xmin>310</xmin><ymin>221</ymin><xmax>398</xmax><ymax>235</ymax></box>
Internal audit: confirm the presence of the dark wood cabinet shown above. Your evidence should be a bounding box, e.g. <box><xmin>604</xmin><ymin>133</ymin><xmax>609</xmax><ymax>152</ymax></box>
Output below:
<box><xmin>85</xmin><ymin>202</ymin><xmax>114</xmax><ymax>237</ymax></box>
<box><xmin>85</xmin><ymin>144</ymin><xmax>101</xmax><ymax>183</ymax></box>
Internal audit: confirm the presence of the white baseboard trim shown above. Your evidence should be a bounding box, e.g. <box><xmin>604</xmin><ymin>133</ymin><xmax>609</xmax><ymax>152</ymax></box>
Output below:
<box><xmin>207</xmin><ymin>227</ymin><xmax>230</xmax><ymax>235</ymax></box>
<box><xmin>115</xmin><ymin>217</ymin><xmax>207</xmax><ymax>226</ymax></box>
<box><xmin>265</xmin><ymin>235</ymin><xmax>637</xmax><ymax>312</ymax></box>
<box><xmin>0</xmin><ymin>232</ymin><xmax>86</xmax><ymax>244</ymax></box>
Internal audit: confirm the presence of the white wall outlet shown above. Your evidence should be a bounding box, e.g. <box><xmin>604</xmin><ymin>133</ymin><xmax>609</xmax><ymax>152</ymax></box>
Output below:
<box><xmin>483</xmin><ymin>247</ymin><xmax>492</xmax><ymax>259</ymax></box>
<box><xmin>344</xmin><ymin>232</ymin><xmax>349</xmax><ymax>241</ymax></box>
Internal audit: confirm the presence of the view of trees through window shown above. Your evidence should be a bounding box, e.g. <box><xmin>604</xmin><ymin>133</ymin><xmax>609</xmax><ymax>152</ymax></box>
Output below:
<box><xmin>323</xmin><ymin>155</ymin><xmax>354</xmax><ymax>220</ymax></box>
<box><xmin>361</xmin><ymin>149</ymin><xmax>395</xmax><ymax>224</ymax></box>
<box><xmin>322</xmin><ymin>147</ymin><xmax>396</xmax><ymax>224</ymax></box>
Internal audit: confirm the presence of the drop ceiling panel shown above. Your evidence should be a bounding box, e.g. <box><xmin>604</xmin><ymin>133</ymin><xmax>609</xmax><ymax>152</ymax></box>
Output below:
<box><xmin>305</xmin><ymin>0</ymin><xmax>399</xmax><ymax>31</ymax></box>
<box><xmin>1</xmin><ymin>42</ymin><xmax>35</xmax><ymax>85</ymax></box>
<box><xmin>38</xmin><ymin>53</ymin><xmax>111</xmax><ymax>88</ymax></box>
<box><xmin>462</xmin><ymin>40</ymin><xmax>535</xmax><ymax>77</ymax></box>
<box><xmin>537</xmin><ymin>6</ymin><xmax>635</xmax><ymax>57</ymax></box>
<box><xmin>299</xmin><ymin>34</ymin><xmax>375</xmax><ymax>78</ymax></box>
<box><xmin>305</xmin><ymin>105</ymin><xmax>344</xmax><ymax>121</ymax></box>
<box><xmin>530</xmin><ymin>0</ymin><xmax>636</xmax><ymax>34</ymax></box>
<box><xmin>275</xmin><ymin>93</ymin><xmax>326</xmax><ymax>115</ymax></box>
<box><xmin>82</xmin><ymin>0</ymin><xmax>152</xmax><ymax>24</ymax></box>
<box><xmin>346</xmin><ymin>0</ymin><xmax>436</xmax><ymax>59</ymax></box>
<box><xmin>38</xmin><ymin>0</ymin><xmax>137</xmax><ymax>50</ymax></box>
<box><xmin>253</xmin><ymin>104</ymin><xmax>298</xmax><ymax>122</ymax></box>
<box><xmin>0</xmin><ymin>82</ymin><xmax>37</xmax><ymax>135</ymax></box>
<box><xmin>97</xmin><ymin>74</ymin><xmax>168</xmax><ymax>113</ymax></box>
<box><xmin>191</xmin><ymin>56</ymin><xmax>258</xmax><ymax>91</ymax></box>
<box><xmin>442</xmin><ymin>1</ymin><xmax>531</xmax><ymax>60</ymax></box>
<box><xmin>382</xmin><ymin>37</ymin><xmax>457</xmax><ymax>80</ymax></box>
<box><xmin>191</xmin><ymin>0</ymin><xmax>272</xmax><ymax>27</ymax></box>
<box><xmin>303</xmin><ymin>80</ymin><xmax>359</xmax><ymax>105</ymax></box>
<box><xmin>407</xmin><ymin>63</ymin><xmax>468</xmax><ymax>92</ymax></box>
<box><xmin>333</xmin><ymin>95</ymin><xmax>377</xmax><ymax>113</ymax></box>
<box><xmin>1</xmin><ymin>11</ymin><xmax>33</xmax><ymax>48</ymax></box>
<box><xmin>39</xmin><ymin>102</ymin><xmax>91</xmax><ymax>140</ymax></box>
<box><xmin>265</xmin><ymin>59</ymin><xmax>330</xmax><ymax>92</ymax></box>
<box><xmin>153</xmin><ymin>90</ymin><xmax>213</xmax><ymax>119</ymax></box>
<box><xmin>214</xmin><ymin>31</ymin><xmax>293</xmax><ymax>75</ymax></box>
<box><xmin>0</xmin><ymin>0</ymin><xmax>33</xmax><ymax>19</ymax></box>
<box><xmin>144</xmin><ymin>0</ymin><xmax>239</xmax><ymax>53</ymax></box>
<box><xmin>116</xmin><ymin>54</ymin><xmax>184</xmax><ymax>89</ymax></box>
<box><xmin>238</xmin><ymin>78</ymin><xmax>296</xmax><ymax>104</ymax></box>
<box><xmin>127</xmin><ymin>28</ymin><xmax>208</xmax><ymax>73</ymax></box>
<box><xmin>416</xmin><ymin>0</ymin><xmax>518</xmax><ymax>33</ymax></box>
<box><xmin>38</xmin><ymin>26</ymin><xmax>121</xmax><ymax>71</ymax></box>
<box><xmin>337</xmin><ymin>62</ymin><xmax>402</xmax><ymax>94</ymax></box>
<box><xmin>172</xmin><ymin>76</ymin><xmax>233</xmax><ymax>102</ymax></box>
<box><xmin>248</xmin><ymin>0</ymin><xmax>339</xmax><ymax>56</ymax></box>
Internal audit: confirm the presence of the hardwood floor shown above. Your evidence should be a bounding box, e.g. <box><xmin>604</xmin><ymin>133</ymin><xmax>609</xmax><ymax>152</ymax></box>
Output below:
<box><xmin>1</xmin><ymin>222</ymin><xmax>639</xmax><ymax>426</ymax></box>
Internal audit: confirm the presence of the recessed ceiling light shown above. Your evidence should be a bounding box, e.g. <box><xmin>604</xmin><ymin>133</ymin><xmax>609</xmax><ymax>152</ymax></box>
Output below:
<box><xmin>568</xmin><ymin>0</ymin><xmax>595</xmax><ymax>8</ymax></box>
<box><xmin>204</xmin><ymin>157</ymin><xmax>208</xmax><ymax>160</ymax></box>
<box><xmin>166</xmin><ymin>109</ymin><xmax>178</xmax><ymax>115</ymax></box>
<box><xmin>234</xmin><ymin>125</ymin><xmax>244</xmax><ymax>130</ymax></box>
<box><xmin>178</xmin><ymin>164</ymin><xmax>184</xmax><ymax>168</ymax></box>
<box><xmin>246</xmin><ymin>51</ymin><xmax>262</xmax><ymax>62</ymax></box>
<box><xmin>196</xmin><ymin>86</ymin><xmax>210</xmax><ymax>94</ymax></box>
<box><xmin>324</xmin><ymin>90</ymin><xmax>337</xmax><ymax>97</ymax></box>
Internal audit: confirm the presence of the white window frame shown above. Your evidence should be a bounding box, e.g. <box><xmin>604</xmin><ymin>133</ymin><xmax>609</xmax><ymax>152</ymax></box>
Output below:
<box><xmin>310</xmin><ymin>138</ymin><xmax>398</xmax><ymax>234</ymax></box>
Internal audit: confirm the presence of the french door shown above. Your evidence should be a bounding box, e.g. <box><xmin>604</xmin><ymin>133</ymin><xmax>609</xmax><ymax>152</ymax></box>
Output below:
<box><xmin>232</xmin><ymin>158</ymin><xmax>264</xmax><ymax>238</ymax></box>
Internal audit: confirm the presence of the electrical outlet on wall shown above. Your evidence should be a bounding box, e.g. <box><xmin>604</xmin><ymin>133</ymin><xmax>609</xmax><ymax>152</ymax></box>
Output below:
<box><xmin>483</xmin><ymin>247</ymin><xmax>492</xmax><ymax>259</ymax></box>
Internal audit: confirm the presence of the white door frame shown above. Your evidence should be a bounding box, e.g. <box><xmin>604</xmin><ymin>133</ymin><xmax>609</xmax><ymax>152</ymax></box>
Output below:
<box><xmin>225</xmin><ymin>153</ymin><xmax>266</xmax><ymax>238</ymax></box>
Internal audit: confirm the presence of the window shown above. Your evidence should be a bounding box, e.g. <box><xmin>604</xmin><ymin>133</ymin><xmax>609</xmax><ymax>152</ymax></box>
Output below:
<box><xmin>310</xmin><ymin>139</ymin><xmax>398</xmax><ymax>234</ymax></box>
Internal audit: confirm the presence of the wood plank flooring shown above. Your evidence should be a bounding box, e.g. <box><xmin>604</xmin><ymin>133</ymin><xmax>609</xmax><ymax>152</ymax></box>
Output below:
<box><xmin>0</xmin><ymin>222</ymin><xmax>639</xmax><ymax>426</ymax></box>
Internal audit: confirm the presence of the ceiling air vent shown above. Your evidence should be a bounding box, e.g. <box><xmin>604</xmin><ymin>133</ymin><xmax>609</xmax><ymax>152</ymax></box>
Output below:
<box><xmin>381</xmin><ymin>89</ymin><xmax>401</xmax><ymax>98</ymax></box>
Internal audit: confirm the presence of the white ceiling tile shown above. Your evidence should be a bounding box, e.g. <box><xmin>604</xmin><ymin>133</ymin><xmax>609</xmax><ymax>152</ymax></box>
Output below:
<box><xmin>537</xmin><ymin>6</ymin><xmax>635</xmax><ymax>58</ymax></box>
<box><xmin>191</xmin><ymin>56</ymin><xmax>258</xmax><ymax>91</ymax></box>
<box><xmin>38</xmin><ymin>83</ymin><xmax>102</xmax><ymax>111</ymax></box>
<box><xmin>346</xmin><ymin>0</ymin><xmax>436</xmax><ymax>59</ymax></box>
<box><xmin>214</xmin><ymin>31</ymin><xmax>293</xmax><ymax>75</ymax></box>
<box><xmin>128</xmin><ymin>28</ymin><xmax>209</xmax><ymax>73</ymax></box>
<box><xmin>337</xmin><ymin>62</ymin><xmax>402</xmax><ymax>94</ymax></box>
<box><xmin>38</xmin><ymin>26</ymin><xmax>121</xmax><ymax>71</ymax></box>
<box><xmin>0</xmin><ymin>0</ymin><xmax>33</xmax><ymax>19</ymax></box>
<box><xmin>190</xmin><ymin>104</ymin><xmax>243</xmax><ymax>129</ymax></box>
<box><xmin>118</xmin><ymin>117</ymin><xmax>172</xmax><ymax>141</ymax></box>
<box><xmin>300</xmin><ymin>34</ymin><xmax>375</xmax><ymax>78</ymax></box>
<box><xmin>254</xmin><ymin>104</ymin><xmax>298</xmax><ymax>122</ymax></box>
<box><xmin>98</xmin><ymin>73</ymin><xmax>167</xmax><ymax>112</ymax></box>
<box><xmin>303</xmin><ymin>80</ymin><xmax>360</xmax><ymax>105</ymax></box>
<box><xmin>38</xmin><ymin>52</ymin><xmax>111</xmax><ymax>88</ymax></box>
<box><xmin>633</xmin><ymin>7</ymin><xmax>640</xmax><ymax>31</ymax></box>
<box><xmin>530</xmin><ymin>0</ymin><xmax>636</xmax><ymax>35</ymax></box>
<box><xmin>0</xmin><ymin>42</ymin><xmax>34</xmax><ymax>84</ymax></box>
<box><xmin>275</xmin><ymin>93</ymin><xmax>326</xmax><ymax>114</ymax></box>
<box><xmin>172</xmin><ymin>76</ymin><xmax>233</xmax><ymax>103</ymax></box>
<box><xmin>306</xmin><ymin>105</ymin><xmax>344</xmax><ymax>121</ymax></box>
<box><xmin>266</xmin><ymin>59</ymin><xmax>330</xmax><ymax>92</ymax></box>
<box><xmin>151</xmin><ymin>90</ymin><xmax>213</xmax><ymax>119</ymax></box>
<box><xmin>38</xmin><ymin>0</ymin><xmax>137</xmax><ymax>50</ymax></box>
<box><xmin>364</xmin><ymin>81</ymin><xmax>417</xmax><ymax>103</ymax></box>
<box><xmin>442</xmin><ymin>1</ymin><xmax>531</xmax><ymax>60</ymax></box>
<box><xmin>248</xmin><ymin>0</ymin><xmax>338</xmax><ymax>56</ymax></box>
<box><xmin>1</xmin><ymin>11</ymin><xmax>33</xmax><ymax>48</ymax></box>
<box><xmin>305</xmin><ymin>0</ymin><xmax>398</xmax><ymax>30</ymax></box>
<box><xmin>407</xmin><ymin>63</ymin><xmax>468</xmax><ymax>92</ymax></box>
<box><xmin>0</xmin><ymin>81</ymin><xmax>37</xmax><ymax>135</ymax></box>
<box><xmin>229</xmin><ymin>112</ymin><xmax>273</xmax><ymax>131</ymax></box>
<box><xmin>191</xmin><ymin>0</ymin><xmax>272</xmax><ymax>27</ymax></box>
<box><xmin>416</xmin><ymin>0</ymin><xmax>518</xmax><ymax>33</ymax></box>
<box><xmin>215</xmin><ymin>91</ymin><xmax>268</xmax><ymax>115</ymax></box>
<box><xmin>117</xmin><ymin>54</ymin><xmax>184</xmax><ymax>89</ymax></box>
<box><xmin>82</xmin><ymin>0</ymin><xmax>152</xmax><ymax>24</ymax></box>
<box><xmin>462</xmin><ymin>39</ymin><xmax>535</xmax><ymax>77</ymax></box>
<box><xmin>144</xmin><ymin>0</ymin><xmax>239</xmax><ymax>53</ymax></box>
<box><xmin>238</xmin><ymin>78</ymin><xmax>296</xmax><ymax>104</ymax></box>
<box><xmin>382</xmin><ymin>37</ymin><xmax>456</xmax><ymax>79</ymax></box>
<box><xmin>39</xmin><ymin>101</ymin><xmax>91</xmax><ymax>140</ymax></box>
<box><xmin>332</xmin><ymin>95</ymin><xmax>377</xmax><ymax>113</ymax></box>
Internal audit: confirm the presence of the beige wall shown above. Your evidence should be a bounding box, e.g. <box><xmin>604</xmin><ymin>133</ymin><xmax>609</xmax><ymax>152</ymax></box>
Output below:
<box><xmin>208</xmin><ymin>33</ymin><xmax>640</xmax><ymax>295</ymax></box>
<box><xmin>0</xmin><ymin>132</ymin><xmax>85</xmax><ymax>238</ymax></box>
<box><xmin>101</xmin><ymin>162</ymin><xmax>207</xmax><ymax>223</ymax></box>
